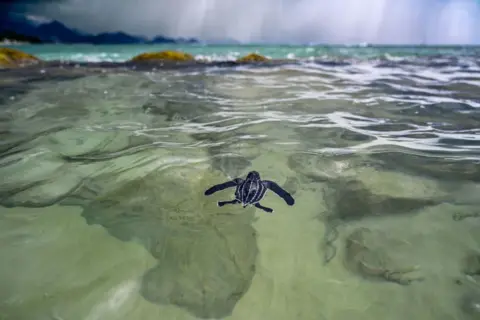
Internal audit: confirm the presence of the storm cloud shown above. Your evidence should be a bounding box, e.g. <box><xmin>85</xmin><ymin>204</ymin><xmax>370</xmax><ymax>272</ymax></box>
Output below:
<box><xmin>7</xmin><ymin>0</ymin><xmax>480</xmax><ymax>44</ymax></box>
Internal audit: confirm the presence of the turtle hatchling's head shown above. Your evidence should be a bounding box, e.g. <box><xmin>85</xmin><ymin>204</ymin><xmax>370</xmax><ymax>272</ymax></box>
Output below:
<box><xmin>246</xmin><ymin>170</ymin><xmax>260</xmax><ymax>181</ymax></box>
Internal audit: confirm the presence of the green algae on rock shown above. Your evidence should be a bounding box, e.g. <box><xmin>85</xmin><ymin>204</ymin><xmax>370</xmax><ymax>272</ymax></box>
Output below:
<box><xmin>236</xmin><ymin>53</ymin><xmax>269</xmax><ymax>63</ymax></box>
<box><xmin>129</xmin><ymin>50</ymin><xmax>195</xmax><ymax>62</ymax></box>
<box><xmin>81</xmin><ymin>167</ymin><xmax>258</xmax><ymax>319</ymax></box>
<box><xmin>0</xmin><ymin>47</ymin><xmax>40</xmax><ymax>68</ymax></box>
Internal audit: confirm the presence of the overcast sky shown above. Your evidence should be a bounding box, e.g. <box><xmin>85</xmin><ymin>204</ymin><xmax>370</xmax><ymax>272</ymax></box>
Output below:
<box><xmin>10</xmin><ymin>0</ymin><xmax>480</xmax><ymax>44</ymax></box>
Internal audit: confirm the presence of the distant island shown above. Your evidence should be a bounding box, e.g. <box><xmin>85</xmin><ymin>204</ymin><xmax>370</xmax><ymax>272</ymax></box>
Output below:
<box><xmin>0</xmin><ymin>30</ymin><xmax>42</xmax><ymax>44</ymax></box>
<box><xmin>0</xmin><ymin>14</ymin><xmax>198</xmax><ymax>45</ymax></box>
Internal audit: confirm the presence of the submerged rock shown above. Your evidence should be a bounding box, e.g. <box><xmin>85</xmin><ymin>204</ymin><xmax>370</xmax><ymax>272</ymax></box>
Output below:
<box><xmin>460</xmin><ymin>290</ymin><xmax>480</xmax><ymax>319</ymax></box>
<box><xmin>0</xmin><ymin>47</ymin><xmax>40</xmax><ymax>68</ymax></box>
<box><xmin>344</xmin><ymin>227</ymin><xmax>424</xmax><ymax>285</ymax></box>
<box><xmin>312</xmin><ymin>166</ymin><xmax>441</xmax><ymax>265</ymax></box>
<box><xmin>324</xmin><ymin>179</ymin><xmax>439</xmax><ymax>221</ymax></box>
<box><xmin>462</xmin><ymin>252</ymin><xmax>480</xmax><ymax>276</ymax></box>
<box><xmin>81</xmin><ymin>167</ymin><xmax>258</xmax><ymax>319</ymax></box>
<box><xmin>288</xmin><ymin>153</ymin><xmax>444</xmax><ymax>221</ymax></box>
<box><xmin>456</xmin><ymin>276</ymin><xmax>480</xmax><ymax>319</ymax></box>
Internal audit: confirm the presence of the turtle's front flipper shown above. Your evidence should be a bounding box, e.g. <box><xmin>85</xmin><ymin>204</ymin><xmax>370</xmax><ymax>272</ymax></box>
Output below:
<box><xmin>218</xmin><ymin>199</ymin><xmax>240</xmax><ymax>207</ymax></box>
<box><xmin>255</xmin><ymin>203</ymin><xmax>273</xmax><ymax>213</ymax></box>
<box><xmin>204</xmin><ymin>179</ymin><xmax>241</xmax><ymax>196</ymax></box>
<box><xmin>263</xmin><ymin>180</ymin><xmax>295</xmax><ymax>206</ymax></box>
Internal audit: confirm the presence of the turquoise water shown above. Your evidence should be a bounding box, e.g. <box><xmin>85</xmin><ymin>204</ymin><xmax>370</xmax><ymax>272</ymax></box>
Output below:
<box><xmin>1</xmin><ymin>44</ymin><xmax>480</xmax><ymax>319</ymax></box>
<box><xmin>5</xmin><ymin>43</ymin><xmax>480</xmax><ymax>62</ymax></box>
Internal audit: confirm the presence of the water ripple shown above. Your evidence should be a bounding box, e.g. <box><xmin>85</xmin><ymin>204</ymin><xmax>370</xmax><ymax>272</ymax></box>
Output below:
<box><xmin>0</xmin><ymin>59</ymin><xmax>480</xmax><ymax>208</ymax></box>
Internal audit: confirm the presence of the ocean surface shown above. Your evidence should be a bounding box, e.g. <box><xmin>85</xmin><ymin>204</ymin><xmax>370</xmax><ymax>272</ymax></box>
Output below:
<box><xmin>1</xmin><ymin>44</ymin><xmax>480</xmax><ymax>320</ymax></box>
<box><xmin>5</xmin><ymin>43</ymin><xmax>480</xmax><ymax>62</ymax></box>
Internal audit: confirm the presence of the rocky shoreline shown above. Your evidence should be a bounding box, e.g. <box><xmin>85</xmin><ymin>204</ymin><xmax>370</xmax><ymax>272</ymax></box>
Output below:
<box><xmin>0</xmin><ymin>47</ymin><xmax>293</xmax><ymax>69</ymax></box>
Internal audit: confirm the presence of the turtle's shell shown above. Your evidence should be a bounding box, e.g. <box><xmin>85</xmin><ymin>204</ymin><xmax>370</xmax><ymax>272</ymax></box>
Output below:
<box><xmin>235</xmin><ymin>177</ymin><xmax>267</xmax><ymax>205</ymax></box>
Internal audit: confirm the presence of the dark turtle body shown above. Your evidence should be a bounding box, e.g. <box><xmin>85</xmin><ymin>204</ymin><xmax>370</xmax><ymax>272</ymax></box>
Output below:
<box><xmin>204</xmin><ymin>171</ymin><xmax>295</xmax><ymax>213</ymax></box>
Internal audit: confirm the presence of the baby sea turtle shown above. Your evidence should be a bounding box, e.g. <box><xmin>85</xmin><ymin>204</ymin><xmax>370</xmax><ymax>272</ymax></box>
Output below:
<box><xmin>204</xmin><ymin>170</ymin><xmax>295</xmax><ymax>213</ymax></box>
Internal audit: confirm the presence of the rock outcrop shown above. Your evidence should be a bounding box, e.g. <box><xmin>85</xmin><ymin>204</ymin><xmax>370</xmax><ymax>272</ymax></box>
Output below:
<box><xmin>129</xmin><ymin>50</ymin><xmax>195</xmax><ymax>62</ymax></box>
<box><xmin>0</xmin><ymin>47</ymin><xmax>40</xmax><ymax>67</ymax></box>
<box><xmin>236</xmin><ymin>53</ymin><xmax>269</xmax><ymax>63</ymax></box>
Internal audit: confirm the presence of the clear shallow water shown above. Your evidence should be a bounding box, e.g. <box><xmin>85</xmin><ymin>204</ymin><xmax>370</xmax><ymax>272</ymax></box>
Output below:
<box><xmin>2</xmin><ymin>48</ymin><xmax>480</xmax><ymax>319</ymax></box>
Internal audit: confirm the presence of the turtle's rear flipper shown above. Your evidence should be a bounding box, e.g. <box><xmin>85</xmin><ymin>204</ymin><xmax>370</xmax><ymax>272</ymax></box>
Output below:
<box><xmin>263</xmin><ymin>180</ymin><xmax>295</xmax><ymax>206</ymax></box>
<box><xmin>218</xmin><ymin>199</ymin><xmax>240</xmax><ymax>207</ymax></box>
<box><xmin>205</xmin><ymin>179</ymin><xmax>240</xmax><ymax>196</ymax></box>
<box><xmin>255</xmin><ymin>203</ymin><xmax>273</xmax><ymax>213</ymax></box>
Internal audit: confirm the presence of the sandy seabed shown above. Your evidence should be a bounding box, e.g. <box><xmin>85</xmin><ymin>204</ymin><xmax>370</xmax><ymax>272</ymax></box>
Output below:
<box><xmin>1</xmin><ymin>154</ymin><xmax>479</xmax><ymax>320</ymax></box>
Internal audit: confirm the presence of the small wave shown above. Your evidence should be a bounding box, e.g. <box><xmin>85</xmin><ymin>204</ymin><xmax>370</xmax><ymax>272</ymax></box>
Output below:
<box><xmin>16</xmin><ymin>44</ymin><xmax>480</xmax><ymax>66</ymax></box>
